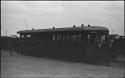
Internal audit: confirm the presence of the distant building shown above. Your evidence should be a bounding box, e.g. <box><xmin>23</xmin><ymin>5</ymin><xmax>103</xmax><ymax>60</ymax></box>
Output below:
<box><xmin>10</xmin><ymin>35</ymin><xmax>18</xmax><ymax>38</ymax></box>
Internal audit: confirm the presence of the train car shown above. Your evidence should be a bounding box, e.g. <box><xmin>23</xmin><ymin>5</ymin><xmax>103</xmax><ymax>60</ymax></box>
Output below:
<box><xmin>110</xmin><ymin>36</ymin><xmax>125</xmax><ymax>57</ymax></box>
<box><xmin>17</xmin><ymin>25</ymin><xmax>110</xmax><ymax>62</ymax></box>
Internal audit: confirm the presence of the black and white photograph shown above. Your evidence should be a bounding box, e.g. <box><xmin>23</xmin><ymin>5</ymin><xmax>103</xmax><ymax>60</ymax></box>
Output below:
<box><xmin>1</xmin><ymin>1</ymin><xmax>125</xmax><ymax>78</ymax></box>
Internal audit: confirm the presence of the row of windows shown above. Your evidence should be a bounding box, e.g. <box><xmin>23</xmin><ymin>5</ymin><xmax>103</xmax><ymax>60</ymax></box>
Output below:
<box><xmin>52</xmin><ymin>34</ymin><xmax>82</xmax><ymax>41</ymax></box>
<box><xmin>20</xmin><ymin>34</ymin><xmax>31</xmax><ymax>38</ymax></box>
<box><xmin>20</xmin><ymin>34</ymin><xmax>81</xmax><ymax>40</ymax></box>
<box><xmin>20</xmin><ymin>33</ymin><xmax>106</xmax><ymax>44</ymax></box>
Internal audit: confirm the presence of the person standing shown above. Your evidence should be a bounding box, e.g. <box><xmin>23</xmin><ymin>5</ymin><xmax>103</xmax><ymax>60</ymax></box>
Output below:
<box><xmin>8</xmin><ymin>38</ymin><xmax>13</xmax><ymax>55</ymax></box>
<box><xmin>16</xmin><ymin>39</ymin><xmax>20</xmax><ymax>55</ymax></box>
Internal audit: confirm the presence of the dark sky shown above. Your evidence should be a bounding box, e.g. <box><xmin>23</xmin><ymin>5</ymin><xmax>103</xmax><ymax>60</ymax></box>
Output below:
<box><xmin>1</xmin><ymin>1</ymin><xmax>124</xmax><ymax>36</ymax></box>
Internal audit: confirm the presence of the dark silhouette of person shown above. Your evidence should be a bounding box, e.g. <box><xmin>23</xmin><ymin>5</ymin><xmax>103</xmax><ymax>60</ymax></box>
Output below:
<box><xmin>16</xmin><ymin>40</ymin><xmax>20</xmax><ymax>55</ymax></box>
<box><xmin>8</xmin><ymin>39</ymin><xmax>14</xmax><ymax>55</ymax></box>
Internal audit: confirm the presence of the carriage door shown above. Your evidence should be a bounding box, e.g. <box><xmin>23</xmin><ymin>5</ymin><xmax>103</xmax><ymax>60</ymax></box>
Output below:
<box><xmin>86</xmin><ymin>32</ymin><xmax>108</xmax><ymax>57</ymax></box>
<box><xmin>86</xmin><ymin>32</ymin><xmax>99</xmax><ymax>57</ymax></box>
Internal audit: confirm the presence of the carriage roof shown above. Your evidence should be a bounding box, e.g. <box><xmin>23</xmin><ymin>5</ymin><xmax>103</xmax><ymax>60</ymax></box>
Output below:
<box><xmin>17</xmin><ymin>26</ymin><xmax>109</xmax><ymax>34</ymax></box>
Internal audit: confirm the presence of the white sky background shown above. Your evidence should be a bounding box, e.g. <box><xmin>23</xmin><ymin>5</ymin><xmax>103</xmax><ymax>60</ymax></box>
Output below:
<box><xmin>1</xmin><ymin>1</ymin><xmax>124</xmax><ymax>36</ymax></box>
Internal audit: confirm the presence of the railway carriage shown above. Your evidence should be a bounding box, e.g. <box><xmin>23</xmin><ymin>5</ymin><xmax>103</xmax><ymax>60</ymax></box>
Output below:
<box><xmin>17</xmin><ymin>25</ymin><xmax>110</xmax><ymax>61</ymax></box>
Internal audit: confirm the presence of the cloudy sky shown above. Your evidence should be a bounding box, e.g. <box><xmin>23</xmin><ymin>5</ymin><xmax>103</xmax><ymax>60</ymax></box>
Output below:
<box><xmin>1</xmin><ymin>1</ymin><xmax>124</xmax><ymax>36</ymax></box>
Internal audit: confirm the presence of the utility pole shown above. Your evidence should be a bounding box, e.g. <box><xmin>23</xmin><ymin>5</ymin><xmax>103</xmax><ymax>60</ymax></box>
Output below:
<box><xmin>24</xmin><ymin>19</ymin><xmax>28</xmax><ymax>30</ymax></box>
<box><xmin>112</xmin><ymin>30</ymin><xmax>115</xmax><ymax>34</ymax></box>
<box><xmin>124</xmin><ymin>25</ymin><xmax>125</xmax><ymax>36</ymax></box>
<box><xmin>6</xmin><ymin>29</ymin><xmax>7</xmax><ymax>37</ymax></box>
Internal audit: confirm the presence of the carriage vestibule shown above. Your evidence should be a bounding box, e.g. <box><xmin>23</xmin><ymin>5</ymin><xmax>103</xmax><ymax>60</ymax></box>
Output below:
<box><xmin>87</xmin><ymin>32</ymin><xmax>107</xmax><ymax>44</ymax></box>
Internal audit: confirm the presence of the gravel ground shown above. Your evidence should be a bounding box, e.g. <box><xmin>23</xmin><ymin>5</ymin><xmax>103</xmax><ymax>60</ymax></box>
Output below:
<box><xmin>1</xmin><ymin>50</ymin><xmax>125</xmax><ymax>78</ymax></box>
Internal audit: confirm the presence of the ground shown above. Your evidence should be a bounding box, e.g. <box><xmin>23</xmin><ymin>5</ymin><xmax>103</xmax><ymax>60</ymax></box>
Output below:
<box><xmin>1</xmin><ymin>50</ymin><xmax>125</xmax><ymax>78</ymax></box>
